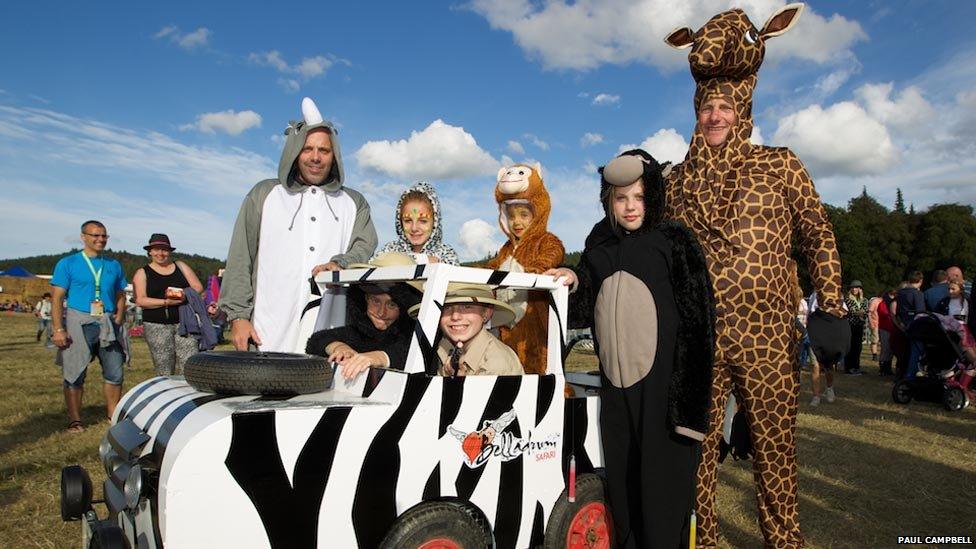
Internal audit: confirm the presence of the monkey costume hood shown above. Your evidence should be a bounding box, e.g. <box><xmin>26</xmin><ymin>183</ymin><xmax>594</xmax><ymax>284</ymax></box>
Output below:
<box><xmin>487</xmin><ymin>163</ymin><xmax>565</xmax><ymax>375</ymax></box>
<box><xmin>220</xmin><ymin>98</ymin><xmax>378</xmax><ymax>353</ymax></box>
<box><xmin>373</xmin><ymin>181</ymin><xmax>459</xmax><ymax>265</ymax></box>
<box><xmin>664</xmin><ymin>5</ymin><xmax>845</xmax><ymax>547</ymax></box>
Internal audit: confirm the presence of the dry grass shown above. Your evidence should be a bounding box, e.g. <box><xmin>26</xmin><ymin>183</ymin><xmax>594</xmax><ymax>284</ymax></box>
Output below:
<box><xmin>1</xmin><ymin>313</ymin><xmax>973</xmax><ymax>548</ymax></box>
<box><xmin>566</xmin><ymin>347</ymin><xmax>976</xmax><ymax>548</ymax></box>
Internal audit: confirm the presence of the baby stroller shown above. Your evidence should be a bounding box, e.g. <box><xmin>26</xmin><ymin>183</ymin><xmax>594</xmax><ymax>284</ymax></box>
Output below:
<box><xmin>892</xmin><ymin>313</ymin><xmax>975</xmax><ymax>411</ymax></box>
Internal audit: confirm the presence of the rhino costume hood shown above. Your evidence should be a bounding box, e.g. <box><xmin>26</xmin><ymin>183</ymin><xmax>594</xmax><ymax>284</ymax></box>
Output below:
<box><xmin>278</xmin><ymin>97</ymin><xmax>346</xmax><ymax>192</ymax></box>
<box><xmin>219</xmin><ymin>97</ymin><xmax>377</xmax><ymax>353</ymax></box>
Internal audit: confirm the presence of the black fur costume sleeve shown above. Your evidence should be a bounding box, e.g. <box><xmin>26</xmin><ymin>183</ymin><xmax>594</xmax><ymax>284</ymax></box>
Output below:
<box><xmin>659</xmin><ymin>220</ymin><xmax>716</xmax><ymax>437</ymax></box>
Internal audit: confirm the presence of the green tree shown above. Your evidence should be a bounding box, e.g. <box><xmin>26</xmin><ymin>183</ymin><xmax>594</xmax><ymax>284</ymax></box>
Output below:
<box><xmin>910</xmin><ymin>204</ymin><xmax>976</xmax><ymax>276</ymax></box>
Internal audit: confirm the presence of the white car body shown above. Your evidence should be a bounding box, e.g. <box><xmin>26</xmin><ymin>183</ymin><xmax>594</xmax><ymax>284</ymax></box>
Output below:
<box><xmin>84</xmin><ymin>264</ymin><xmax>605</xmax><ymax>548</ymax></box>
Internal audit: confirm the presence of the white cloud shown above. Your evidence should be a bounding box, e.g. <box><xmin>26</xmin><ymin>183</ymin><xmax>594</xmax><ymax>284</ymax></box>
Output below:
<box><xmin>278</xmin><ymin>78</ymin><xmax>301</xmax><ymax>93</ymax></box>
<box><xmin>154</xmin><ymin>25</ymin><xmax>177</xmax><ymax>40</ymax></box>
<box><xmin>355</xmin><ymin>120</ymin><xmax>501</xmax><ymax>180</ymax></box>
<box><xmin>458</xmin><ymin>219</ymin><xmax>502</xmax><ymax>260</ymax></box>
<box><xmin>507</xmin><ymin>140</ymin><xmax>525</xmax><ymax>155</ymax></box>
<box><xmin>248</xmin><ymin>50</ymin><xmax>343</xmax><ymax>90</ymax></box>
<box><xmin>294</xmin><ymin>56</ymin><xmax>333</xmax><ymax>78</ymax></box>
<box><xmin>592</xmin><ymin>93</ymin><xmax>620</xmax><ymax>106</ymax></box>
<box><xmin>180</xmin><ymin>110</ymin><xmax>262</xmax><ymax>136</ymax></box>
<box><xmin>250</xmin><ymin>50</ymin><xmax>289</xmax><ymax>72</ymax></box>
<box><xmin>580</xmin><ymin>132</ymin><xmax>604</xmax><ymax>147</ymax></box>
<box><xmin>750</xmin><ymin>126</ymin><xmax>764</xmax><ymax>145</ymax></box>
<box><xmin>0</xmin><ymin>105</ymin><xmax>275</xmax><ymax>197</ymax></box>
<box><xmin>523</xmin><ymin>133</ymin><xmax>550</xmax><ymax>150</ymax></box>
<box><xmin>619</xmin><ymin>128</ymin><xmax>689</xmax><ymax>164</ymax></box>
<box><xmin>853</xmin><ymin>82</ymin><xmax>936</xmax><ymax>135</ymax></box>
<box><xmin>154</xmin><ymin>25</ymin><xmax>211</xmax><ymax>50</ymax></box>
<box><xmin>772</xmin><ymin>102</ymin><xmax>898</xmax><ymax>177</ymax></box>
<box><xmin>468</xmin><ymin>0</ymin><xmax>866</xmax><ymax>71</ymax></box>
<box><xmin>813</xmin><ymin>60</ymin><xmax>860</xmax><ymax>97</ymax></box>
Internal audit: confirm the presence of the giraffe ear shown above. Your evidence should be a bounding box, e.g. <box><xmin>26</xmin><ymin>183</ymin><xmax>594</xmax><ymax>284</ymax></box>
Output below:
<box><xmin>759</xmin><ymin>2</ymin><xmax>804</xmax><ymax>39</ymax></box>
<box><xmin>664</xmin><ymin>26</ymin><xmax>695</xmax><ymax>49</ymax></box>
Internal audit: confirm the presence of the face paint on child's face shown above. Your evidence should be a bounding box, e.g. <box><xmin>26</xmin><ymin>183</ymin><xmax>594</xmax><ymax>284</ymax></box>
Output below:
<box><xmin>506</xmin><ymin>204</ymin><xmax>534</xmax><ymax>241</ymax></box>
<box><xmin>612</xmin><ymin>180</ymin><xmax>645</xmax><ymax>231</ymax></box>
<box><xmin>401</xmin><ymin>200</ymin><xmax>434</xmax><ymax>251</ymax></box>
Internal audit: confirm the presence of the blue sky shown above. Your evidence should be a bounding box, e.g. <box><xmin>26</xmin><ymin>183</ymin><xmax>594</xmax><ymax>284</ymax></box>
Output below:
<box><xmin>2</xmin><ymin>1</ymin><xmax>975</xmax><ymax>263</ymax></box>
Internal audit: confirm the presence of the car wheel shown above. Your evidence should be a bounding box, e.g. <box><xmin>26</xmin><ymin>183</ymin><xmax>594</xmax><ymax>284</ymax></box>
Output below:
<box><xmin>943</xmin><ymin>386</ymin><xmax>969</xmax><ymax>411</ymax></box>
<box><xmin>184</xmin><ymin>351</ymin><xmax>332</xmax><ymax>396</ymax></box>
<box><xmin>544</xmin><ymin>473</ymin><xmax>612</xmax><ymax>549</ymax></box>
<box><xmin>891</xmin><ymin>380</ymin><xmax>913</xmax><ymax>404</ymax></box>
<box><xmin>90</xmin><ymin>524</ymin><xmax>125</xmax><ymax>549</ymax></box>
<box><xmin>380</xmin><ymin>501</ymin><xmax>491</xmax><ymax>549</ymax></box>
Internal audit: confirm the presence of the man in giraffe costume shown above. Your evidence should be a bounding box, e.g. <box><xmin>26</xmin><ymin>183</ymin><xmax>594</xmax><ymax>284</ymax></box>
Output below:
<box><xmin>664</xmin><ymin>4</ymin><xmax>844</xmax><ymax>547</ymax></box>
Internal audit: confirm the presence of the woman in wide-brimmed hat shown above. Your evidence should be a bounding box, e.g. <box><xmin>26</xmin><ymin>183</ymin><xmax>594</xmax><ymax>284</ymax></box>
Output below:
<box><xmin>132</xmin><ymin>234</ymin><xmax>204</xmax><ymax>375</ymax></box>
<box><xmin>306</xmin><ymin>253</ymin><xmax>421</xmax><ymax>387</ymax></box>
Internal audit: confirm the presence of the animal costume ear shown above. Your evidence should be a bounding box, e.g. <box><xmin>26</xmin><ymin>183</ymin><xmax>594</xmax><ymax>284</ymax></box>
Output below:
<box><xmin>301</xmin><ymin>97</ymin><xmax>324</xmax><ymax>125</ymax></box>
<box><xmin>759</xmin><ymin>2</ymin><xmax>804</xmax><ymax>39</ymax></box>
<box><xmin>665</xmin><ymin>26</ymin><xmax>695</xmax><ymax>49</ymax></box>
<box><xmin>533</xmin><ymin>162</ymin><xmax>543</xmax><ymax>180</ymax></box>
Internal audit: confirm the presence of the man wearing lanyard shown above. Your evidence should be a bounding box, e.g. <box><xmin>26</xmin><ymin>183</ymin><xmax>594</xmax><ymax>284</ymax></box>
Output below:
<box><xmin>51</xmin><ymin>220</ymin><xmax>128</xmax><ymax>433</ymax></box>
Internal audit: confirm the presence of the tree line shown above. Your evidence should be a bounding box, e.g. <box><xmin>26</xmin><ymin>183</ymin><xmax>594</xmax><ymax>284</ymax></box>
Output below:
<box><xmin>0</xmin><ymin>250</ymin><xmax>226</xmax><ymax>282</ymax></box>
<box><xmin>5</xmin><ymin>189</ymin><xmax>975</xmax><ymax>299</ymax></box>
<box><xmin>798</xmin><ymin>188</ymin><xmax>976</xmax><ymax>296</ymax></box>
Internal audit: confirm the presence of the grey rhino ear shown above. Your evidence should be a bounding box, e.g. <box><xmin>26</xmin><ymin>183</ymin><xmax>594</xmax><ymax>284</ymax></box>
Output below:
<box><xmin>665</xmin><ymin>26</ymin><xmax>694</xmax><ymax>49</ymax></box>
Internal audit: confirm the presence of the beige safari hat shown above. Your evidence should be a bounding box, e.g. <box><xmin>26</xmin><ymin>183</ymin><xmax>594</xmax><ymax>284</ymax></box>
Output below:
<box><xmin>408</xmin><ymin>283</ymin><xmax>517</xmax><ymax>327</ymax></box>
<box><xmin>348</xmin><ymin>251</ymin><xmax>416</xmax><ymax>269</ymax></box>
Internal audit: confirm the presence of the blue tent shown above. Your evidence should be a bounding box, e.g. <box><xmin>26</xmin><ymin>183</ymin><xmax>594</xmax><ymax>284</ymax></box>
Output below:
<box><xmin>0</xmin><ymin>266</ymin><xmax>36</xmax><ymax>277</ymax></box>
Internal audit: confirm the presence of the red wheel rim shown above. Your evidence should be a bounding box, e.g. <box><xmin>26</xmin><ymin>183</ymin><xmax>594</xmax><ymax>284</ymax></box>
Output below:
<box><xmin>419</xmin><ymin>538</ymin><xmax>461</xmax><ymax>549</ymax></box>
<box><xmin>567</xmin><ymin>502</ymin><xmax>611</xmax><ymax>549</ymax></box>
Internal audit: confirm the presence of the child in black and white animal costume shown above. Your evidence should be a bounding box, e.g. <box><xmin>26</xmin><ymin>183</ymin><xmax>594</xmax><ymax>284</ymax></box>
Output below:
<box><xmin>549</xmin><ymin>149</ymin><xmax>715</xmax><ymax>548</ymax></box>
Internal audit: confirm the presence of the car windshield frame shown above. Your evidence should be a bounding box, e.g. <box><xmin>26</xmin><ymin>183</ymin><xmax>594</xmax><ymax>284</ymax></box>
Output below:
<box><xmin>315</xmin><ymin>263</ymin><xmax>569</xmax><ymax>376</ymax></box>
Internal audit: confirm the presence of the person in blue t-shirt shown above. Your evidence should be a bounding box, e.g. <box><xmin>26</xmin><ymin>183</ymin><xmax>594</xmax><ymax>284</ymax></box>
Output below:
<box><xmin>50</xmin><ymin>220</ymin><xmax>128</xmax><ymax>433</ymax></box>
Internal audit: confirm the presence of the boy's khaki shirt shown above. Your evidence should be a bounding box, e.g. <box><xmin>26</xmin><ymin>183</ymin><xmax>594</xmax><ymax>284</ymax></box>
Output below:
<box><xmin>436</xmin><ymin>329</ymin><xmax>523</xmax><ymax>376</ymax></box>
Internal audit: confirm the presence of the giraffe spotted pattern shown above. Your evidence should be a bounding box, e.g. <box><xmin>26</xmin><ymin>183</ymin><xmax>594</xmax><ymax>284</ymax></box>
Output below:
<box><xmin>665</xmin><ymin>5</ymin><xmax>844</xmax><ymax>548</ymax></box>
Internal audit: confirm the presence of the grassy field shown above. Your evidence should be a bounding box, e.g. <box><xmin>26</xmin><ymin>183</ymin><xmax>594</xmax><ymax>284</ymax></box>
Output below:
<box><xmin>1</xmin><ymin>312</ymin><xmax>973</xmax><ymax>548</ymax></box>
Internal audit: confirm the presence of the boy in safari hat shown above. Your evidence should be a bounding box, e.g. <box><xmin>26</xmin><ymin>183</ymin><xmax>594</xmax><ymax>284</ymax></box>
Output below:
<box><xmin>409</xmin><ymin>284</ymin><xmax>523</xmax><ymax>376</ymax></box>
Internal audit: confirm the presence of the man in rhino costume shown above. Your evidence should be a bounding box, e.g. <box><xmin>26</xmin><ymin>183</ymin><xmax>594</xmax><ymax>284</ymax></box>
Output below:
<box><xmin>220</xmin><ymin>98</ymin><xmax>377</xmax><ymax>353</ymax></box>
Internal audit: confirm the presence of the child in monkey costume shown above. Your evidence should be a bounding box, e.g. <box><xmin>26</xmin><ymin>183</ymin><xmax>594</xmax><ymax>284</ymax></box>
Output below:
<box><xmin>487</xmin><ymin>163</ymin><xmax>564</xmax><ymax>375</ymax></box>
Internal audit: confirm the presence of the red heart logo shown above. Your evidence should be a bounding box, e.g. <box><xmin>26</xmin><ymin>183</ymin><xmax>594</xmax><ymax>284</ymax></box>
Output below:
<box><xmin>462</xmin><ymin>433</ymin><xmax>483</xmax><ymax>463</ymax></box>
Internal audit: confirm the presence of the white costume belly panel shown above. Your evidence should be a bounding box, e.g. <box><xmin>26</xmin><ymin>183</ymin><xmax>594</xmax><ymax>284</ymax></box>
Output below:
<box><xmin>254</xmin><ymin>185</ymin><xmax>356</xmax><ymax>352</ymax></box>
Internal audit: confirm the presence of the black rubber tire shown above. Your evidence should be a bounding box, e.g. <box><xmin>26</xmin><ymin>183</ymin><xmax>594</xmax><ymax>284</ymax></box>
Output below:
<box><xmin>184</xmin><ymin>351</ymin><xmax>332</xmax><ymax>396</ymax></box>
<box><xmin>892</xmin><ymin>380</ymin><xmax>913</xmax><ymax>404</ymax></box>
<box><xmin>380</xmin><ymin>501</ymin><xmax>491</xmax><ymax>549</ymax></box>
<box><xmin>943</xmin><ymin>386</ymin><xmax>968</xmax><ymax>411</ymax></box>
<box><xmin>60</xmin><ymin>465</ymin><xmax>92</xmax><ymax>521</ymax></box>
<box><xmin>90</xmin><ymin>524</ymin><xmax>125</xmax><ymax>549</ymax></box>
<box><xmin>544</xmin><ymin>473</ymin><xmax>612</xmax><ymax>548</ymax></box>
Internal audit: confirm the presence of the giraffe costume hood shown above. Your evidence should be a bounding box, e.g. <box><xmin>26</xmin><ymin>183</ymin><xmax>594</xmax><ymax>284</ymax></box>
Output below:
<box><xmin>664</xmin><ymin>4</ymin><xmax>845</xmax><ymax>548</ymax></box>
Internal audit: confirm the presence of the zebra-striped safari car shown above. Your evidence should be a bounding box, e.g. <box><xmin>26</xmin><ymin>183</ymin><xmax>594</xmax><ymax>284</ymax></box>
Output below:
<box><xmin>61</xmin><ymin>264</ymin><xmax>608</xmax><ymax>548</ymax></box>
